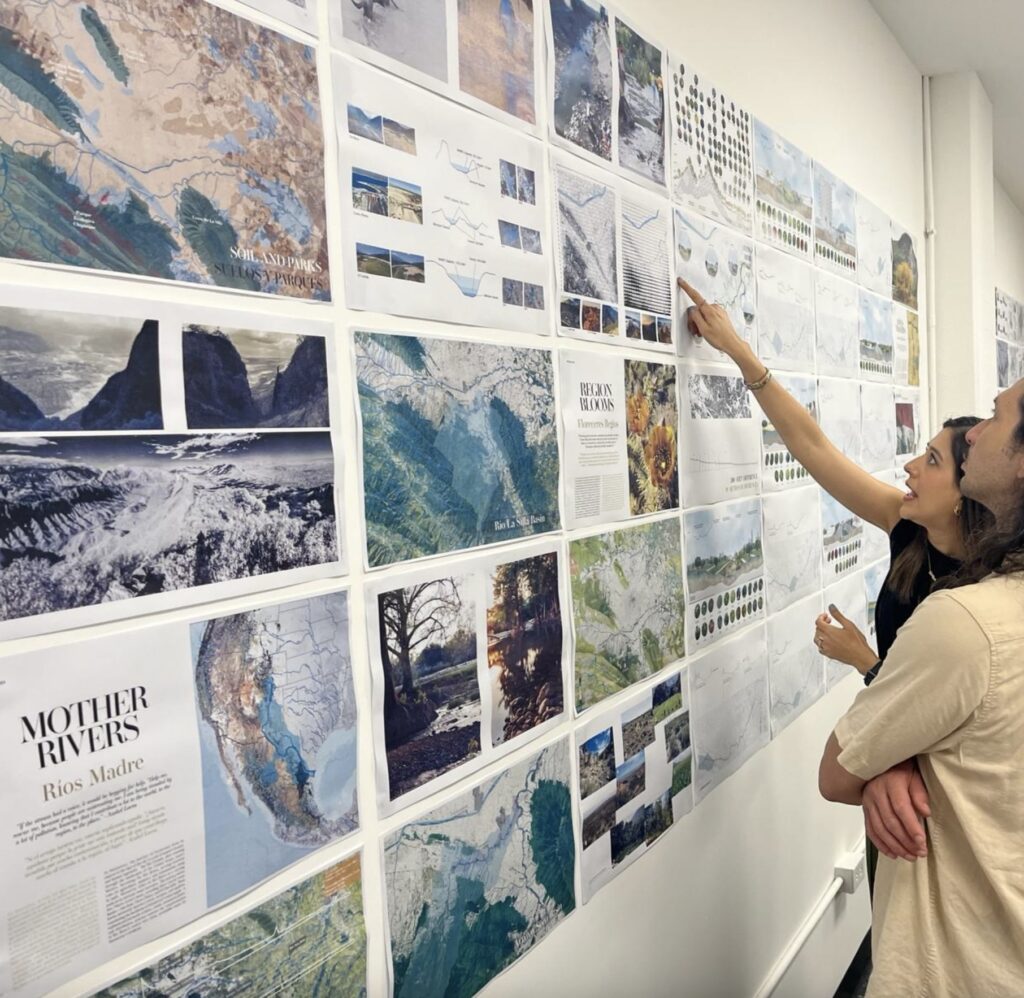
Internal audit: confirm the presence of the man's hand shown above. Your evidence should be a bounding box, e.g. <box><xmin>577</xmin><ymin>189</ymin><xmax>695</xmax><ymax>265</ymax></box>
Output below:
<box><xmin>814</xmin><ymin>604</ymin><xmax>879</xmax><ymax>674</ymax></box>
<box><xmin>862</xmin><ymin>759</ymin><xmax>931</xmax><ymax>861</ymax></box>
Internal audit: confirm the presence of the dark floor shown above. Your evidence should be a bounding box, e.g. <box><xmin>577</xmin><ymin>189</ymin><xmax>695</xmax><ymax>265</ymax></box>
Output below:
<box><xmin>833</xmin><ymin>932</ymin><xmax>871</xmax><ymax>998</ymax></box>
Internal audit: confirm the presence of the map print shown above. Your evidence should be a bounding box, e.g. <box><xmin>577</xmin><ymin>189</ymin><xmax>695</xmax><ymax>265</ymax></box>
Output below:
<box><xmin>817</xmin><ymin>376</ymin><xmax>861</xmax><ymax>463</ymax></box>
<box><xmin>384</xmin><ymin>739</ymin><xmax>576</xmax><ymax>998</ymax></box>
<box><xmin>767</xmin><ymin>593</ymin><xmax>825</xmax><ymax>736</ymax></box>
<box><xmin>570</xmin><ymin>517</ymin><xmax>686</xmax><ymax>712</ymax></box>
<box><xmin>690</xmin><ymin>625</ymin><xmax>770</xmax><ymax>802</ymax></box>
<box><xmin>97</xmin><ymin>854</ymin><xmax>366</xmax><ymax>997</ymax></box>
<box><xmin>0</xmin><ymin>0</ymin><xmax>329</xmax><ymax>298</ymax></box>
<box><xmin>355</xmin><ymin>331</ymin><xmax>559</xmax><ymax>567</ymax></box>
<box><xmin>675</xmin><ymin>207</ymin><xmax>756</xmax><ymax>361</ymax></box>
<box><xmin>192</xmin><ymin>592</ymin><xmax>358</xmax><ymax>906</ymax></box>
<box><xmin>860</xmin><ymin>382</ymin><xmax>896</xmax><ymax>472</ymax></box>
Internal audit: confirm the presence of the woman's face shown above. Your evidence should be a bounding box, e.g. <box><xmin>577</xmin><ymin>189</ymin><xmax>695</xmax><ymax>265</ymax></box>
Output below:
<box><xmin>900</xmin><ymin>428</ymin><xmax>962</xmax><ymax>531</ymax></box>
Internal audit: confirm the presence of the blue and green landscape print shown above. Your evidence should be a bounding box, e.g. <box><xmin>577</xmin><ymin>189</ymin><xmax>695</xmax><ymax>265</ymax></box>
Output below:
<box><xmin>356</xmin><ymin>331</ymin><xmax>560</xmax><ymax>567</ymax></box>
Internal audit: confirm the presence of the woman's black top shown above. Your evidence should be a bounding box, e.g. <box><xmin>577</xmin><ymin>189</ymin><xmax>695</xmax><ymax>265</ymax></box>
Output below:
<box><xmin>873</xmin><ymin>518</ymin><xmax>961</xmax><ymax>662</ymax></box>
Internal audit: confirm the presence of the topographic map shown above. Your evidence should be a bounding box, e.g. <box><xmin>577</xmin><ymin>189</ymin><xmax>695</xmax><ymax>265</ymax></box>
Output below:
<box><xmin>690</xmin><ymin>625</ymin><xmax>770</xmax><ymax>802</ymax></box>
<box><xmin>0</xmin><ymin>0</ymin><xmax>329</xmax><ymax>298</ymax></box>
<box><xmin>384</xmin><ymin>739</ymin><xmax>575</xmax><ymax>998</ymax></box>
<box><xmin>762</xmin><ymin>485</ymin><xmax>821</xmax><ymax>613</ymax></box>
<box><xmin>355</xmin><ymin>331</ymin><xmax>560</xmax><ymax>566</ymax></box>
<box><xmin>570</xmin><ymin>517</ymin><xmax>686</xmax><ymax>711</ymax></box>
<box><xmin>97</xmin><ymin>854</ymin><xmax>366</xmax><ymax>997</ymax></box>
<box><xmin>193</xmin><ymin>592</ymin><xmax>359</xmax><ymax>904</ymax></box>
<box><xmin>755</xmin><ymin>245</ymin><xmax>815</xmax><ymax>371</ymax></box>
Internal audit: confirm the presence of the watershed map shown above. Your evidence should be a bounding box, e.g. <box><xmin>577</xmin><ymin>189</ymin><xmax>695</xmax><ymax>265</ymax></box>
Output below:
<box><xmin>96</xmin><ymin>855</ymin><xmax>367</xmax><ymax>997</ymax></box>
<box><xmin>384</xmin><ymin>739</ymin><xmax>576</xmax><ymax>998</ymax></box>
<box><xmin>193</xmin><ymin>592</ymin><xmax>359</xmax><ymax>905</ymax></box>
<box><xmin>0</xmin><ymin>0</ymin><xmax>330</xmax><ymax>298</ymax></box>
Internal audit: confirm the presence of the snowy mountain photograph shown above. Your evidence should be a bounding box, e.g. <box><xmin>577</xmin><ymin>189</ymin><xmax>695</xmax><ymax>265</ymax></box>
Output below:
<box><xmin>0</xmin><ymin>433</ymin><xmax>338</xmax><ymax>622</ymax></box>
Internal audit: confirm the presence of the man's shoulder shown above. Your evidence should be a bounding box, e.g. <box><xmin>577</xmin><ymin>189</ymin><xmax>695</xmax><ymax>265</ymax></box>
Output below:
<box><xmin>930</xmin><ymin>574</ymin><xmax>1024</xmax><ymax>646</ymax></box>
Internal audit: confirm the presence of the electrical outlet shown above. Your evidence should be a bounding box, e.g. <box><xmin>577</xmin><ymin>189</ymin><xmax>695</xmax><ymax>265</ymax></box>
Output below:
<box><xmin>834</xmin><ymin>851</ymin><xmax>866</xmax><ymax>894</ymax></box>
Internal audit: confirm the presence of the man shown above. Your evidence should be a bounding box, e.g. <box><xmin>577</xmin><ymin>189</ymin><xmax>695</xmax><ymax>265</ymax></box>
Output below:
<box><xmin>819</xmin><ymin>379</ymin><xmax>1024</xmax><ymax>996</ymax></box>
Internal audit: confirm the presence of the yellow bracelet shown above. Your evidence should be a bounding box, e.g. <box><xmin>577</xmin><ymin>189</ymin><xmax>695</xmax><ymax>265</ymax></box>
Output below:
<box><xmin>745</xmin><ymin>367</ymin><xmax>773</xmax><ymax>391</ymax></box>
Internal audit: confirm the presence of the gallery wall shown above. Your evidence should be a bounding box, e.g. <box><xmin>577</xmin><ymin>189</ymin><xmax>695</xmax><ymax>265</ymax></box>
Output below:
<box><xmin>0</xmin><ymin>0</ymin><xmax>928</xmax><ymax>996</ymax></box>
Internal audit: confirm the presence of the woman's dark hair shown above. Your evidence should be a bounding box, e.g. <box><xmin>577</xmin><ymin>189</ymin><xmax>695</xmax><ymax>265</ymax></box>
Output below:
<box><xmin>940</xmin><ymin>398</ymin><xmax>1024</xmax><ymax>588</ymax></box>
<box><xmin>887</xmin><ymin>416</ymin><xmax>992</xmax><ymax>601</ymax></box>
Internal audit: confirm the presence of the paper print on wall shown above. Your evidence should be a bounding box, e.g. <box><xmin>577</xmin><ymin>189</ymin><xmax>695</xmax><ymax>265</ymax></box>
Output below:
<box><xmin>98</xmin><ymin>855</ymin><xmax>366</xmax><ymax>997</ymax></box>
<box><xmin>669</xmin><ymin>58</ymin><xmax>753</xmax><ymax>232</ymax></box>
<box><xmin>548</xmin><ymin>0</ymin><xmax>613</xmax><ymax>160</ymax></box>
<box><xmin>237</xmin><ymin>0</ymin><xmax>319</xmax><ymax>35</ymax></box>
<box><xmin>193</xmin><ymin>592</ymin><xmax>358</xmax><ymax>906</ymax></box>
<box><xmin>813</xmin><ymin>163</ymin><xmax>857</xmax><ymax>277</ymax></box>
<box><xmin>814</xmin><ymin>271</ymin><xmax>859</xmax><ymax>379</ymax></box>
<box><xmin>366</xmin><ymin>543</ymin><xmax>566</xmax><ymax>813</ymax></box>
<box><xmin>865</xmin><ymin>560</ymin><xmax>887</xmax><ymax>642</ymax></box>
<box><xmin>621</xmin><ymin>190</ymin><xmax>674</xmax><ymax>346</ymax></box>
<box><xmin>859</xmin><ymin>290</ymin><xmax>894</xmax><ymax>381</ymax></box>
<box><xmin>0</xmin><ymin>432</ymin><xmax>339</xmax><ymax>638</ymax></box>
<box><xmin>767</xmin><ymin>593</ymin><xmax>824</xmax><ymax>736</ymax></box>
<box><xmin>679</xmin><ymin>362</ymin><xmax>761</xmax><ymax>505</ymax></box>
<box><xmin>615</xmin><ymin>17</ymin><xmax>667</xmax><ymax>186</ymax></box>
<box><xmin>856</xmin><ymin>195</ymin><xmax>892</xmax><ymax>298</ymax></box>
<box><xmin>0</xmin><ymin>0</ymin><xmax>330</xmax><ymax>298</ymax></box>
<box><xmin>674</xmin><ymin>208</ymin><xmax>757</xmax><ymax>360</ymax></box>
<box><xmin>354</xmin><ymin>331</ymin><xmax>559</xmax><ymax>567</ymax></box>
<box><xmin>891</xmin><ymin>220</ymin><xmax>918</xmax><ymax>310</ymax></box>
<box><xmin>555</xmin><ymin>158</ymin><xmax>619</xmax><ymax>338</ymax></box>
<box><xmin>690</xmin><ymin>625</ymin><xmax>770</xmax><ymax>802</ymax></box>
<box><xmin>755</xmin><ymin>245</ymin><xmax>815</xmax><ymax>371</ymax></box>
<box><xmin>576</xmin><ymin>670</ymin><xmax>692</xmax><ymax>902</ymax></box>
<box><xmin>761</xmin><ymin>373</ymin><xmax>817</xmax><ymax>491</ymax></box>
<box><xmin>996</xmin><ymin>288</ymin><xmax>1024</xmax><ymax>343</ymax></box>
<box><xmin>861</xmin><ymin>382</ymin><xmax>896</xmax><ymax>472</ymax></box>
<box><xmin>336</xmin><ymin>57</ymin><xmax>550</xmax><ymax>334</ymax></box>
<box><xmin>335</xmin><ymin>0</ymin><xmax>448</xmax><ymax>84</ymax></box>
<box><xmin>894</xmin><ymin>389</ymin><xmax>920</xmax><ymax>461</ymax></box>
<box><xmin>817</xmin><ymin>376</ymin><xmax>860</xmax><ymax>463</ymax></box>
<box><xmin>762</xmin><ymin>485</ymin><xmax>821</xmax><ymax>613</ymax></box>
<box><xmin>683</xmin><ymin>497</ymin><xmax>764</xmax><ymax>651</ymax></box>
<box><xmin>752</xmin><ymin>120</ymin><xmax>813</xmax><ymax>260</ymax></box>
<box><xmin>821</xmin><ymin>489</ymin><xmax>863</xmax><ymax>581</ymax></box>
<box><xmin>0</xmin><ymin>307</ymin><xmax>162</xmax><ymax>432</ymax></box>
<box><xmin>823</xmin><ymin>569</ymin><xmax>868</xmax><ymax>689</ymax></box>
<box><xmin>384</xmin><ymin>739</ymin><xmax>576</xmax><ymax>998</ymax></box>
<box><xmin>570</xmin><ymin>518</ymin><xmax>686</xmax><ymax>712</ymax></box>
<box><xmin>183</xmin><ymin>326</ymin><xmax>328</xmax><ymax>429</ymax></box>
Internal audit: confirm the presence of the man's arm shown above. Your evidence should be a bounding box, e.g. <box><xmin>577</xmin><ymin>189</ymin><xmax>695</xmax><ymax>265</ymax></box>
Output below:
<box><xmin>818</xmin><ymin>731</ymin><xmax>866</xmax><ymax>804</ymax></box>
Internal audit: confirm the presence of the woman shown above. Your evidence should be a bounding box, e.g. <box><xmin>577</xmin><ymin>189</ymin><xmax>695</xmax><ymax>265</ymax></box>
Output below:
<box><xmin>679</xmin><ymin>277</ymin><xmax>991</xmax><ymax>866</ymax></box>
<box><xmin>677</xmin><ymin>278</ymin><xmax>987</xmax><ymax>682</ymax></box>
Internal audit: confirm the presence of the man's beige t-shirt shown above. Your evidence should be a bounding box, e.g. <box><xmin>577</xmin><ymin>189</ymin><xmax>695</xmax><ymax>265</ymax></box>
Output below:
<box><xmin>835</xmin><ymin>575</ymin><xmax>1024</xmax><ymax>998</ymax></box>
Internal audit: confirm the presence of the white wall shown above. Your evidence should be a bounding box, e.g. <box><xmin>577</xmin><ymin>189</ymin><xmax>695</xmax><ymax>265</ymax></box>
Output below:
<box><xmin>2</xmin><ymin>0</ymin><xmax>926</xmax><ymax>996</ymax></box>
<box><xmin>994</xmin><ymin>179</ymin><xmax>1024</xmax><ymax>300</ymax></box>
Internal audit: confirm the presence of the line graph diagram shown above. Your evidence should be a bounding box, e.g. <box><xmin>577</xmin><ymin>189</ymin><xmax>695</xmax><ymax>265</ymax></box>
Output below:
<box><xmin>435</xmin><ymin>139</ymin><xmax>487</xmax><ymax>184</ymax></box>
<box><xmin>622</xmin><ymin>192</ymin><xmax>671</xmax><ymax>318</ymax></box>
<box><xmin>428</xmin><ymin>260</ymin><xmax>496</xmax><ymax>298</ymax></box>
<box><xmin>815</xmin><ymin>270</ymin><xmax>859</xmax><ymax>378</ymax></box>
<box><xmin>430</xmin><ymin>206</ymin><xmax>492</xmax><ymax>241</ymax></box>
<box><xmin>767</xmin><ymin>594</ymin><xmax>825</xmax><ymax>736</ymax></box>
<box><xmin>756</xmin><ymin>246</ymin><xmax>815</xmax><ymax>371</ymax></box>
<box><xmin>690</xmin><ymin>626</ymin><xmax>770</xmax><ymax>802</ymax></box>
<box><xmin>762</xmin><ymin>486</ymin><xmax>821</xmax><ymax>612</ymax></box>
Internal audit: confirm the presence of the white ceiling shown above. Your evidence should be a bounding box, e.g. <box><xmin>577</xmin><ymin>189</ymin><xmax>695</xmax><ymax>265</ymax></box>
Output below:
<box><xmin>868</xmin><ymin>0</ymin><xmax>1024</xmax><ymax>209</ymax></box>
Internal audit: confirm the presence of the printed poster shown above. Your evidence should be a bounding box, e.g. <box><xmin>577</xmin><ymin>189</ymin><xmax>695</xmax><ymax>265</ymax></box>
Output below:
<box><xmin>0</xmin><ymin>589</ymin><xmax>358</xmax><ymax>998</ymax></box>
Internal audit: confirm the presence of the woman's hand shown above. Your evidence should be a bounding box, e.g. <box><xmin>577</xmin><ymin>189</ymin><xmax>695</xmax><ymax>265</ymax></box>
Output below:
<box><xmin>677</xmin><ymin>277</ymin><xmax>748</xmax><ymax>359</ymax></box>
<box><xmin>814</xmin><ymin>605</ymin><xmax>879</xmax><ymax>674</ymax></box>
